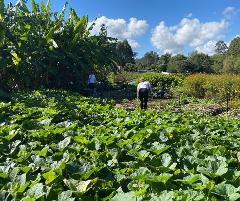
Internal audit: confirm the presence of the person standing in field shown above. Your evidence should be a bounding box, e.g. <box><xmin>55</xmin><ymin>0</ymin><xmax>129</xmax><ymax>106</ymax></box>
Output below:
<box><xmin>137</xmin><ymin>78</ymin><xmax>151</xmax><ymax>110</ymax></box>
<box><xmin>88</xmin><ymin>72</ymin><xmax>97</xmax><ymax>97</ymax></box>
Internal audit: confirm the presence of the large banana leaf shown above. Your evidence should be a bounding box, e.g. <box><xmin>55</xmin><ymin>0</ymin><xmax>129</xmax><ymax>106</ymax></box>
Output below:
<box><xmin>0</xmin><ymin>21</ymin><xmax>18</xmax><ymax>45</ymax></box>
<box><xmin>40</xmin><ymin>0</ymin><xmax>51</xmax><ymax>13</ymax></box>
<box><xmin>0</xmin><ymin>0</ymin><xmax>117</xmax><ymax>90</ymax></box>
<box><xmin>46</xmin><ymin>0</ymin><xmax>51</xmax><ymax>12</ymax></box>
<box><xmin>0</xmin><ymin>0</ymin><xmax>4</xmax><ymax>45</ymax></box>
<box><xmin>0</xmin><ymin>0</ymin><xmax>3</xmax><ymax>18</ymax></box>
<box><xmin>0</xmin><ymin>0</ymin><xmax>5</xmax><ymax>47</ymax></box>
<box><xmin>31</xmin><ymin>0</ymin><xmax>37</xmax><ymax>13</ymax></box>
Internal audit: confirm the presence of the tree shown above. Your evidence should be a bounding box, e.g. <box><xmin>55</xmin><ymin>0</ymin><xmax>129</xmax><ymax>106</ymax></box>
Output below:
<box><xmin>0</xmin><ymin>1</ymin><xmax>118</xmax><ymax>90</ymax></box>
<box><xmin>211</xmin><ymin>54</ymin><xmax>225</xmax><ymax>73</ymax></box>
<box><xmin>223</xmin><ymin>56</ymin><xmax>240</xmax><ymax>74</ymax></box>
<box><xmin>125</xmin><ymin>63</ymin><xmax>138</xmax><ymax>71</ymax></box>
<box><xmin>157</xmin><ymin>53</ymin><xmax>171</xmax><ymax>72</ymax></box>
<box><xmin>215</xmin><ymin>40</ymin><xmax>228</xmax><ymax>55</ymax></box>
<box><xmin>228</xmin><ymin>37</ymin><xmax>240</xmax><ymax>57</ymax></box>
<box><xmin>167</xmin><ymin>54</ymin><xmax>190</xmax><ymax>73</ymax></box>
<box><xmin>135</xmin><ymin>51</ymin><xmax>159</xmax><ymax>70</ymax></box>
<box><xmin>188</xmin><ymin>52</ymin><xmax>212</xmax><ymax>73</ymax></box>
<box><xmin>115</xmin><ymin>40</ymin><xmax>135</xmax><ymax>67</ymax></box>
<box><xmin>143</xmin><ymin>51</ymin><xmax>159</xmax><ymax>66</ymax></box>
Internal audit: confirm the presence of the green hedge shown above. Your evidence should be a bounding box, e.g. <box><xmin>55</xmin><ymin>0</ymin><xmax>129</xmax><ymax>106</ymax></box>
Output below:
<box><xmin>136</xmin><ymin>73</ymin><xmax>184</xmax><ymax>92</ymax></box>
<box><xmin>183</xmin><ymin>74</ymin><xmax>240</xmax><ymax>100</ymax></box>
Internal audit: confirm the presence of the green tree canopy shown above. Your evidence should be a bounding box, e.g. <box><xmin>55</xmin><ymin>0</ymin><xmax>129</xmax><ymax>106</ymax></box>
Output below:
<box><xmin>115</xmin><ymin>40</ymin><xmax>135</xmax><ymax>67</ymax></box>
<box><xmin>0</xmin><ymin>0</ymin><xmax>118</xmax><ymax>90</ymax></box>
<box><xmin>228</xmin><ymin>37</ymin><xmax>240</xmax><ymax>57</ymax></box>
<box><xmin>135</xmin><ymin>51</ymin><xmax>159</xmax><ymax>70</ymax></box>
<box><xmin>188</xmin><ymin>52</ymin><xmax>212</xmax><ymax>73</ymax></box>
<box><xmin>157</xmin><ymin>53</ymin><xmax>171</xmax><ymax>72</ymax></box>
<box><xmin>215</xmin><ymin>40</ymin><xmax>228</xmax><ymax>55</ymax></box>
<box><xmin>211</xmin><ymin>54</ymin><xmax>225</xmax><ymax>73</ymax></box>
<box><xmin>223</xmin><ymin>55</ymin><xmax>240</xmax><ymax>74</ymax></box>
<box><xmin>142</xmin><ymin>51</ymin><xmax>159</xmax><ymax>66</ymax></box>
<box><xmin>167</xmin><ymin>54</ymin><xmax>190</xmax><ymax>73</ymax></box>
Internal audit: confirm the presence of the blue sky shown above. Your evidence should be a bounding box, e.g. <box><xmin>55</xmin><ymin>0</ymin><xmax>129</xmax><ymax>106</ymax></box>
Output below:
<box><xmin>5</xmin><ymin>0</ymin><xmax>240</xmax><ymax>57</ymax></box>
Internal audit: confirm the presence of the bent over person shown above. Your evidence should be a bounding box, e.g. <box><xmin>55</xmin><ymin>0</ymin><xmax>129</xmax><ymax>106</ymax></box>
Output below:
<box><xmin>137</xmin><ymin>78</ymin><xmax>151</xmax><ymax>110</ymax></box>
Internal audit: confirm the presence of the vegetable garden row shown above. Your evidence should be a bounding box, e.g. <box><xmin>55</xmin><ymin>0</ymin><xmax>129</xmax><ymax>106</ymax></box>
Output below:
<box><xmin>1</xmin><ymin>90</ymin><xmax>240</xmax><ymax>200</ymax></box>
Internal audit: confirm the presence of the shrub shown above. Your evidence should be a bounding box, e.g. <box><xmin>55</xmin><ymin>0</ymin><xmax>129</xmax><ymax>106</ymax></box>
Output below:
<box><xmin>136</xmin><ymin>73</ymin><xmax>184</xmax><ymax>92</ymax></box>
<box><xmin>113</xmin><ymin>72</ymin><xmax>129</xmax><ymax>84</ymax></box>
<box><xmin>183</xmin><ymin>74</ymin><xmax>240</xmax><ymax>109</ymax></box>
<box><xmin>183</xmin><ymin>74</ymin><xmax>207</xmax><ymax>98</ymax></box>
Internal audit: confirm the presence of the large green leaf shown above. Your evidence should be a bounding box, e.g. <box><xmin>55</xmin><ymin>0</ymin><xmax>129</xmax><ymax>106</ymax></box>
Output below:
<box><xmin>57</xmin><ymin>137</ymin><xmax>71</xmax><ymax>150</ymax></box>
<box><xmin>31</xmin><ymin>0</ymin><xmax>37</xmax><ymax>13</ymax></box>
<box><xmin>0</xmin><ymin>0</ymin><xmax>4</xmax><ymax>18</ymax></box>
<box><xmin>110</xmin><ymin>188</ymin><xmax>136</xmax><ymax>201</ymax></box>
<box><xmin>42</xmin><ymin>170</ymin><xmax>58</xmax><ymax>185</ymax></box>
<box><xmin>149</xmin><ymin>191</ymin><xmax>174</xmax><ymax>201</ymax></box>
<box><xmin>11</xmin><ymin>51</ymin><xmax>21</xmax><ymax>65</ymax></box>
<box><xmin>58</xmin><ymin>190</ymin><xmax>75</xmax><ymax>201</ymax></box>
<box><xmin>197</xmin><ymin>158</ymin><xmax>228</xmax><ymax>178</ymax></box>
<box><xmin>45</xmin><ymin>27</ymin><xmax>55</xmax><ymax>44</ymax></box>
<box><xmin>146</xmin><ymin>173</ymin><xmax>173</xmax><ymax>184</ymax></box>
<box><xmin>213</xmin><ymin>182</ymin><xmax>240</xmax><ymax>201</ymax></box>
<box><xmin>26</xmin><ymin>183</ymin><xmax>47</xmax><ymax>199</ymax></box>
<box><xmin>46</xmin><ymin>0</ymin><xmax>51</xmax><ymax>12</ymax></box>
<box><xmin>63</xmin><ymin>178</ymin><xmax>97</xmax><ymax>193</ymax></box>
<box><xmin>150</xmin><ymin>142</ymin><xmax>170</xmax><ymax>155</ymax></box>
<box><xmin>0</xmin><ymin>0</ymin><xmax>3</xmax><ymax>46</ymax></box>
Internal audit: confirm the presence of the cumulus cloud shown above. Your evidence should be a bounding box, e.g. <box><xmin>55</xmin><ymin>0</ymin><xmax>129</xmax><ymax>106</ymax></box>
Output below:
<box><xmin>127</xmin><ymin>39</ymin><xmax>140</xmax><ymax>49</ymax></box>
<box><xmin>89</xmin><ymin>16</ymin><xmax>148</xmax><ymax>49</ymax></box>
<box><xmin>127</xmin><ymin>18</ymin><xmax>149</xmax><ymax>37</ymax></box>
<box><xmin>186</xmin><ymin>13</ymin><xmax>193</xmax><ymax>18</ymax></box>
<box><xmin>151</xmin><ymin>18</ymin><xmax>228</xmax><ymax>54</ymax></box>
<box><xmin>151</xmin><ymin>21</ymin><xmax>182</xmax><ymax>54</ymax></box>
<box><xmin>223</xmin><ymin>7</ymin><xmax>238</xmax><ymax>19</ymax></box>
<box><xmin>195</xmin><ymin>40</ymin><xmax>217</xmax><ymax>56</ymax></box>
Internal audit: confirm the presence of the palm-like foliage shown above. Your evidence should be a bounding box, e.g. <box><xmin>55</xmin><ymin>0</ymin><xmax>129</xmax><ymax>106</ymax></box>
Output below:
<box><xmin>0</xmin><ymin>0</ymin><xmax>5</xmax><ymax>46</ymax></box>
<box><xmin>0</xmin><ymin>0</ymin><xmax>117</xmax><ymax>90</ymax></box>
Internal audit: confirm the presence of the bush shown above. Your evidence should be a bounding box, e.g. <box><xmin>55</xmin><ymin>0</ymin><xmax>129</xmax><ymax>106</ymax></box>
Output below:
<box><xmin>183</xmin><ymin>74</ymin><xmax>240</xmax><ymax>108</ymax></box>
<box><xmin>136</xmin><ymin>73</ymin><xmax>184</xmax><ymax>92</ymax></box>
<box><xmin>113</xmin><ymin>72</ymin><xmax>129</xmax><ymax>84</ymax></box>
<box><xmin>183</xmin><ymin>74</ymin><xmax>206</xmax><ymax>98</ymax></box>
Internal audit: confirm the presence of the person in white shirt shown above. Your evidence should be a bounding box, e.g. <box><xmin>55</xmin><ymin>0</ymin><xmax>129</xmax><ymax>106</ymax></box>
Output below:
<box><xmin>137</xmin><ymin>78</ymin><xmax>151</xmax><ymax>109</ymax></box>
<box><xmin>88</xmin><ymin>72</ymin><xmax>97</xmax><ymax>96</ymax></box>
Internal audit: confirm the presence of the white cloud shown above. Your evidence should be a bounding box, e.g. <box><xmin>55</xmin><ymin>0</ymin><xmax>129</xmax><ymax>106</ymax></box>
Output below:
<box><xmin>151</xmin><ymin>21</ymin><xmax>182</xmax><ymax>54</ymax></box>
<box><xmin>223</xmin><ymin>7</ymin><xmax>238</xmax><ymax>19</ymax></box>
<box><xmin>127</xmin><ymin>39</ymin><xmax>140</xmax><ymax>49</ymax></box>
<box><xmin>89</xmin><ymin>16</ymin><xmax>148</xmax><ymax>49</ymax></box>
<box><xmin>195</xmin><ymin>40</ymin><xmax>217</xmax><ymax>56</ymax></box>
<box><xmin>127</xmin><ymin>18</ymin><xmax>149</xmax><ymax>37</ymax></box>
<box><xmin>151</xmin><ymin>18</ymin><xmax>228</xmax><ymax>55</ymax></box>
<box><xmin>186</xmin><ymin>13</ymin><xmax>193</xmax><ymax>18</ymax></box>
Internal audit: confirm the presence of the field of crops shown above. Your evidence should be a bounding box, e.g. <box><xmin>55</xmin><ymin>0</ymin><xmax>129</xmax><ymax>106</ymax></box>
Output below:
<box><xmin>1</xmin><ymin>90</ymin><xmax>240</xmax><ymax>200</ymax></box>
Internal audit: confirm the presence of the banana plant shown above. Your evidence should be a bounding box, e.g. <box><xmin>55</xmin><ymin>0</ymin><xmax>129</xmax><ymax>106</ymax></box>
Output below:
<box><xmin>0</xmin><ymin>0</ymin><xmax>4</xmax><ymax>46</ymax></box>
<box><xmin>0</xmin><ymin>0</ymin><xmax>3</xmax><ymax>17</ymax></box>
<box><xmin>0</xmin><ymin>0</ymin><xmax>118</xmax><ymax>90</ymax></box>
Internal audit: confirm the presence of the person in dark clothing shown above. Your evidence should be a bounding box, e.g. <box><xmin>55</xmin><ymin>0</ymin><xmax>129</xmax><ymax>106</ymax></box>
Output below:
<box><xmin>137</xmin><ymin>78</ymin><xmax>151</xmax><ymax>109</ymax></box>
<box><xmin>157</xmin><ymin>84</ymin><xmax>166</xmax><ymax>99</ymax></box>
<box><xmin>88</xmin><ymin>72</ymin><xmax>97</xmax><ymax>97</ymax></box>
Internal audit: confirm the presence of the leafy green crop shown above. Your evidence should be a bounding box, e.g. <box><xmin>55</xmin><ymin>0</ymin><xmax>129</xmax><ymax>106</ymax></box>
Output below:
<box><xmin>1</xmin><ymin>90</ymin><xmax>240</xmax><ymax>200</ymax></box>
